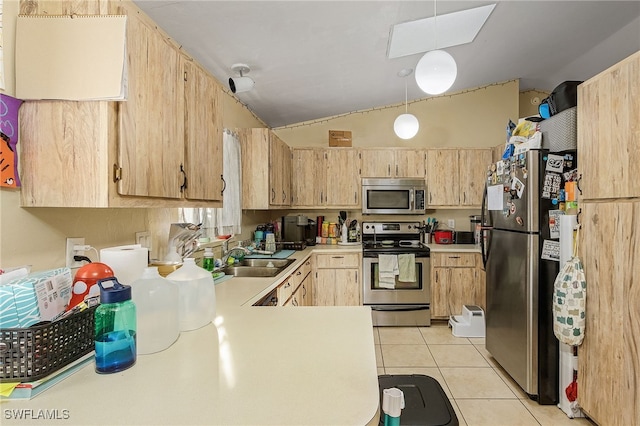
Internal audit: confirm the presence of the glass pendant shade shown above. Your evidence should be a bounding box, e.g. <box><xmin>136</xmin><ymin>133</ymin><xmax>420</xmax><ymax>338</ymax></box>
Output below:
<box><xmin>394</xmin><ymin>113</ymin><xmax>419</xmax><ymax>139</ymax></box>
<box><xmin>415</xmin><ymin>50</ymin><xmax>457</xmax><ymax>95</ymax></box>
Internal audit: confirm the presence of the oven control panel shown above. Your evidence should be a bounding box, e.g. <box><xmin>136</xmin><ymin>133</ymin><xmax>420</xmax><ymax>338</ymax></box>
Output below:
<box><xmin>362</xmin><ymin>221</ymin><xmax>421</xmax><ymax>235</ymax></box>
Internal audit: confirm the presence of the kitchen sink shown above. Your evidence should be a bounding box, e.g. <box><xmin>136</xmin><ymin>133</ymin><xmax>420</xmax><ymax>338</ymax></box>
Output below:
<box><xmin>239</xmin><ymin>258</ymin><xmax>295</xmax><ymax>268</ymax></box>
<box><xmin>222</xmin><ymin>258</ymin><xmax>296</xmax><ymax>278</ymax></box>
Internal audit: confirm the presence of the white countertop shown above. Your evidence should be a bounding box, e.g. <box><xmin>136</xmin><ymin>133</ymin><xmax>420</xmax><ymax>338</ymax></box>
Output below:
<box><xmin>3</xmin><ymin>245</ymin><xmax>380</xmax><ymax>425</ymax></box>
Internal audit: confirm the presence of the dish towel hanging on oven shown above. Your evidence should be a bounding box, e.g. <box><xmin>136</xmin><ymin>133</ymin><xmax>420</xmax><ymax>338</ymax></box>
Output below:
<box><xmin>397</xmin><ymin>254</ymin><xmax>416</xmax><ymax>282</ymax></box>
<box><xmin>378</xmin><ymin>255</ymin><xmax>399</xmax><ymax>289</ymax></box>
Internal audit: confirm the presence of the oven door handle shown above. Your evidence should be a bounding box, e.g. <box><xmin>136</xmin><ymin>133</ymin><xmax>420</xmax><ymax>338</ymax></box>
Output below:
<box><xmin>370</xmin><ymin>305</ymin><xmax>430</xmax><ymax>312</ymax></box>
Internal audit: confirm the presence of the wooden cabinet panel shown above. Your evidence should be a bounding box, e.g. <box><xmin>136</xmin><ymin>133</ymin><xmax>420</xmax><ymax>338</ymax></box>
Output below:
<box><xmin>313</xmin><ymin>252</ymin><xmax>362</xmax><ymax>306</ymax></box>
<box><xmin>291</xmin><ymin>148</ymin><xmax>360</xmax><ymax>208</ymax></box>
<box><xmin>431</xmin><ymin>253</ymin><xmax>476</xmax><ymax>268</ymax></box>
<box><xmin>359</xmin><ymin>149</ymin><xmax>425</xmax><ymax>178</ymax></box>
<box><xmin>578</xmin><ymin>51</ymin><xmax>640</xmax><ymax>200</ymax></box>
<box><xmin>360</xmin><ymin>149</ymin><xmax>393</xmax><ymax>177</ymax></box>
<box><xmin>315</xmin><ymin>253</ymin><xmax>360</xmax><ymax>269</ymax></box>
<box><xmin>183</xmin><ymin>60</ymin><xmax>223</xmax><ymax>202</ymax></box>
<box><xmin>431</xmin><ymin>252</ymin><xmax>485</xmax><ymax>320</ymax></box>
<box><xmin>395</xmin><ymin>149</ymin><xmax>426</xmax><ymax>178</ymax></box>
<box><xmin>241</xmin><ymin>129</ymin><xmax>291</xmax><ymax>209</ymax></box>
<box><xmin>459</xmin><ymin>149</ymin><xmax>492</xmax><ymax>206</ymax></box>
<box><xmin>292</xmin><ymin>148</ymin><xmax>326</xmax><ymax>206</ymax></box>
<box><xmin>269</xmin><ymin>133</ymin><xmax>291</xmax><ymax>206</ymax></box>
<box><xmin>577</xmin><ymin>201</ymin><xmax>640</xmax><ymax>425</ymax></box>
<box><xmin>117</xmin><ymin>9</ymin><xmax>184</xmax><ymax>199</ymax></box>
<box><xmin>326</xmin><ymin>149</ymin><xmax>360</xmax><ymax>207</ymax></box>
<box><xmin>426</xmin><ymin>149</ymin><xmax>459</xmax><ymax>206</ymax></box>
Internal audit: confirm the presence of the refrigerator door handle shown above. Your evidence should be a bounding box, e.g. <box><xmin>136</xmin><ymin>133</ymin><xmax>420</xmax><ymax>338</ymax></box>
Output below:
<box><xmin>481</xmin><ymin>184</ymin><xmax>490</xmax><ymax>269</ymax></box>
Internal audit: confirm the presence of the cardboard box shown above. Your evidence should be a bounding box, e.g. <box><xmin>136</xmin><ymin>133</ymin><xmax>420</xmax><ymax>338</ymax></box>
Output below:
<box><xmin>329</xmin><ymin>130</ymin><xmax>352</xmax><ymax>147</ymax></box>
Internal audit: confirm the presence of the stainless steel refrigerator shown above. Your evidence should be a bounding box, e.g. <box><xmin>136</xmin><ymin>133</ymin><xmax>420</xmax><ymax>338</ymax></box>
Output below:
<box><xmin>481</xmin><ymin>148</ymin><xmax>577</xmax><ymax>405</ymax></box>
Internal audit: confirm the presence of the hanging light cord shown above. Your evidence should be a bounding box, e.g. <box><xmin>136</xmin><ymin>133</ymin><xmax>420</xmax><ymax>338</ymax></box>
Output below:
<box><xmin>434</xmin><ymin>0</ymin><xmax>438</xmax><ymax>50</ymax></box>
<box><xmin>404</xmin><ymin>78</ymin><xmax>408</xmax><ymax>113</ymax></box>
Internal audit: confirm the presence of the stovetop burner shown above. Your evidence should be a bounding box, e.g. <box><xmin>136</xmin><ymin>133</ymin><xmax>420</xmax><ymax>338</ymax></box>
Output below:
<box><xmin>361</xmin><ymin>221</ymin><xmax>429</xmax><ymax>257</ymax></box>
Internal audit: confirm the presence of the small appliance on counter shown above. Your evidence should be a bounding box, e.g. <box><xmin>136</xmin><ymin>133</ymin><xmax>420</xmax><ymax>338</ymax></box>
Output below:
<box><xmin>453</xmin><ymin>231</ymin><xmax>475</xmax><ymax>245</ymax></box>
<box><xmin>281</xmin><ymin>215</ymin><xmax>317</xmax><ymax>247</ymax></box>
<box><xmin>433</xmin><ymin>230</ymin><xmax>453</xmax><ymax>244</ymax></box>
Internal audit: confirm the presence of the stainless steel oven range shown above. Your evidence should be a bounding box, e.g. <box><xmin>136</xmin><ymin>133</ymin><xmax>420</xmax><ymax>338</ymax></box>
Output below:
<box><xmin>362</xmin><ymin>221</ymin><xmax>430</xmax><ymax>326</ymax></box>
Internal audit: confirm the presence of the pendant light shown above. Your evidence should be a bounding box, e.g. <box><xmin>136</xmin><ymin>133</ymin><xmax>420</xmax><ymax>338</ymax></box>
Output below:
<box><xmin>415</xmin><ymin>0</ymin><xmax>457</xmax><ymax>95</ymax></box>
<box><xmin>394</xmin><ymin>68</ymin><xmax>419</xmax><ymax>140</ymax></box>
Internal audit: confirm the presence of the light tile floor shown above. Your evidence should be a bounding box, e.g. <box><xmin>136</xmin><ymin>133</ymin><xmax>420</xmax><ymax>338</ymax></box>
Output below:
<box><xmin>374</xmin><ymin>323</ymin><xmax>596</xmax><ymax>426</ymax></box>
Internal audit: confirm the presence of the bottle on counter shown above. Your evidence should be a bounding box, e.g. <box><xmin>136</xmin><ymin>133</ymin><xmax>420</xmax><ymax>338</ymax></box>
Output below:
<box><xmin>202</xmin><ymin>247</ymin><xmax>215</xmax><ymax>272</ymax></box>
<box><xmin>166</xmin><ymin>258</ymin><xmax>216</xmax><ymax>332</ymax></box>
<box><xmin>131</xmin><ymin>267</ymin><xmax>180</xmax><ymax>355</ymax></box>
<box><xmin>94</xmin><ymin>277</ymin><xmax>137</xmax><ymax>374</ymax></box>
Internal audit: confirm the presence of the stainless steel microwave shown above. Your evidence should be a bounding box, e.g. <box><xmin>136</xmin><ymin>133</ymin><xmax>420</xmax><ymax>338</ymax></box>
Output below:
<box><xmin>361</xmin><ymin>178</ymin><xmax>426</xmax><ymax>215</ymax></box>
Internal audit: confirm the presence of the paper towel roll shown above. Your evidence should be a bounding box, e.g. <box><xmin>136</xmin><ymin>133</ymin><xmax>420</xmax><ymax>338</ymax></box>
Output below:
<box><xmin>100</xmin><ymin>244</ymin><xmax>148</xmax><ymax>285</ymax></box>
<box><xmin>559</xmin><ymin>215</ymin><xmax>577</xmax><ymax>266</ymax></box>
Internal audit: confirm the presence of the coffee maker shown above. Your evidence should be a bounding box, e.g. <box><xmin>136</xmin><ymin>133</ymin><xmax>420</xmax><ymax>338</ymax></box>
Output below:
<box><xmin>282</xmin><ymin>215</ymin><xmax>317</xmax><ymax>246</ymax></box>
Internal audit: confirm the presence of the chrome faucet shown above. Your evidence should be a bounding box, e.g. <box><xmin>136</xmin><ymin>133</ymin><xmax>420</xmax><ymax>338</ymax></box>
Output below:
<box><xmin>221</xmin><ymin>240</ymin><xmax>252</xmax><ymax>265</ymax></box>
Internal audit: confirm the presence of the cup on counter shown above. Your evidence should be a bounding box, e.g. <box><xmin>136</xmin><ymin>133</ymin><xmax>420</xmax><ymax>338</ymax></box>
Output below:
<box><xmin>254</xmin><ymin>230</ymin><xmax>264</xmax><ymax>243</ymax></box>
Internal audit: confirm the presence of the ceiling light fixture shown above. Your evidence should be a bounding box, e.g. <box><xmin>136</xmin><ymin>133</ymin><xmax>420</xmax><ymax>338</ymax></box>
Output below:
<box><xmin>415</xmin><ymin>0</ymin><xmax>457</xmax><ymax>95</ymax></box>
<box><xmin>228</xmin><ymin>63</ymin><xmax>255</xmax><ymax>93</ymax></box>
<box><xmin>394</xmin><ymin>68</ymin><xmax>419</xmax><ymax>140</ymax></box>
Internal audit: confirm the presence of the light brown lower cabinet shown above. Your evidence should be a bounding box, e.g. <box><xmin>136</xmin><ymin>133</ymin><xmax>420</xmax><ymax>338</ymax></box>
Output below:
<box><xmin>430</xmin><ymin>252</ymin><xmax>485</xmax><ymax>320</ymax></box>
<box><xmin>313</xmin><ymin>253</ymin><xmax>361</xmax><ymax>306</ymax></box>
<box><xmin>281</xmin><ymin>257</ymin><xmax>313</xmax><ymax>307</ymax></box>
<box><xmin>277</xmin><ymin>257</ymin><xmax>311</xmax><ymax>306</ymax></box>
<box><xmin>577</xmin><ymin>201</ymin><xmax>640</xmax><ymax>425</ymax></box>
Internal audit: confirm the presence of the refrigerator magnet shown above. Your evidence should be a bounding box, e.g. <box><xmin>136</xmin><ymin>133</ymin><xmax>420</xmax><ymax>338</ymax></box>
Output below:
<box><xmin>545</xmin><ymin>154</ymin><xmax>565</xmax><ymax>173</ymax></box>
<box><xmin>496</xmin><ymin>160</ymin><xmax>505</xmax><ymax>176</ymax></box>
<box><xmin>515</xmin><ymin>216</ymin><xmax>524</xmax><ymax>226</ymax></box>
<box><xmin>541</xmin><ymin>240</ymin><xmax>560</xmax><ymax>262</ymax></box>
<box><xmin>512</xmin><ymin>177</ymin><xmax>525</xmax><ymax>198</ymax></box>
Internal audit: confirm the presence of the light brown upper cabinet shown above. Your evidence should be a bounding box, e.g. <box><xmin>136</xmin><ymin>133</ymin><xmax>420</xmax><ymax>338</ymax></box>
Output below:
<box><xmin>291</xmin><ymin>148</ymin><xmax>326</xmax><ymax>206</ymax></box>
<box><xmin>459</xmin><ymin>149</ymin><xmax>492</xmax><ymax>206</ymax></box>
<box><xmin>425</xmin><ymin>148</ymin><xmax>491</xmax><ymax>208</ymax></box>
<box><xmin>291</xmin><ymin>148</ymin><xmax>361</xmax><ymax>209</ymax></box>
<box><xmin>578</xmin><ymin>51</ymin><xmax>640</xmax><ymax>200</ymax></box>
<box><xmin>182</xmin><ymin>60</ymin><xmax>224</xmax><ymax>202</ymax></box>
<box><xmin>325</xmin><ymin>149</ymin><xmax>361</xmax><ymax>208</ymax></box>
<box><xmin>240</xmin><ymin>129</ymin><xmax>292</xmax><ymax>209</ymax></box>
<box><xmin>19</xmin><ymin>0</ymin><xmax>223</xmax><ymax>208</ymax></box>
<box><xmin>359</xmin><ymin>148</ymin><xmax>426</xmax><ymax>178</ymax></box>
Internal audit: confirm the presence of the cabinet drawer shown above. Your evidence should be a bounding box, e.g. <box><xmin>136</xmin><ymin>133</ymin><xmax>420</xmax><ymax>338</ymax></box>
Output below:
<box><xmin>277</xmin><ymin>278</ymin><xmax>294</xmax><ymax>306</ymax></box>
<box><xmin>290</xmin><ymin>258</ymin><xmax>312</xmax><ymax>289</ymax></box>
<box><xmin>315</xmin><ymin>253</ymin><xmax>360</xmax><ymax>269</ymax></box>
<box><xmin>431</xmin><ymin>252</ymin><xmax>476</xmax><ymax>268</ymax></box>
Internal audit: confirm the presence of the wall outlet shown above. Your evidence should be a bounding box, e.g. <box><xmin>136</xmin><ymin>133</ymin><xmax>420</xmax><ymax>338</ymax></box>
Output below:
<box><xmin>136</xmin><ymin>231</ymin><xmax>151</xmax><ymax>250</ymax></box>
<box><xmin>66</xmin><ymin>237</ymin><xmax>85</xmax><ymax>268</ymax></box>
<box><xmin>447</xmin><ymin>219</ymin><xmax>455</xmax><ymax>229</ymax></box>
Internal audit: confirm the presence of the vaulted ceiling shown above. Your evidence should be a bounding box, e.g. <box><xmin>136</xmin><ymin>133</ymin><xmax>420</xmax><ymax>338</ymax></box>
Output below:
<box><xmin>134</xmin><ymin>1</ymin><xmax>640</xmax><ymax>127</ymax></box>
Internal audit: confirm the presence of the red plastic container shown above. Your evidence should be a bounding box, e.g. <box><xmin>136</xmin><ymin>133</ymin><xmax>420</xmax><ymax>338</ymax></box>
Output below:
<box><xmin>433</xmin><ymin>230</ymin><xmax>453</xmax><ymax>244</ymax></box>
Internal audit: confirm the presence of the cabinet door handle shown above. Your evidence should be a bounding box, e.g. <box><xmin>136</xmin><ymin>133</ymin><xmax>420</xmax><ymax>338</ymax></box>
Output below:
<box><xmin>354</xmin><ymin>191</ymin><xmax>357</xmax><ymax>203</ymax></box>
<box><xmin>332</xmin><ymin>256</ymin><xmax>344</xmax><ymax>259</ymax></box>
<box><xmin>448</xmin><ymin>256</ymin><xmax>461</xmax><ymax>259</ymax></box>
<box><xmin>320</xmin><ymin>191</ymin><xmax>323</xmax><ymax>204</ymax></box>
<box><xmin>388</xmin><ymin>164</ymin><xmax>391</xmax><ymax>176</ymax></box>
<box><xmin>221</xmin><ymin>174</ymin><xmax>226</xmax><ymax>196</ymax></box>
<box><xmin>180</xmin><ymin>164</ymin><xmax>187</xmax><ymax>192</ymax></box>
<box><xmin>296</xmin><ymin>271</ymin><xmax>302</xmax><ymax>276</ymax></box>
<box><xmin>271</xmin><ymin>188</ymin><xmax>275</xmax><ymax>202</ymax></box>
<box><xmin>302</xmin><ymin>284</ymin><xmax>307</xmax><ymax>297</ymax></box>
<box><xmin>355</xmin><ymin>271</ymin><xmax>358</xmax><ymax>282</ymax></box>
<box><xmin>396</xmin><ymin>164</ymin><xmax>398</xmax><ymax>176</ymax></box>
<box><xmin>285</xmin><ymin>282</ymin><xmax>291</xmax><ymax>288</ymax></box>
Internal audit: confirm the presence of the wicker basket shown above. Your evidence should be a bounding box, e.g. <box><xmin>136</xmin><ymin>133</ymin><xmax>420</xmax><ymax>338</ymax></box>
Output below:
<box><xmin>0</xmin><ymin>306</ymin><xmax>96</xmax><ymax>381</ymax></box>
<box><xmin>540</xmin><ymin>106</ymin><xmax>577</xmax><ymax>152</ymax></box>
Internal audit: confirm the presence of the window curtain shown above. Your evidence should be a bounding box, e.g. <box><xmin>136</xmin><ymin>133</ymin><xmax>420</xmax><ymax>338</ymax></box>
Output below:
<box><xmin>180</xmin><ymin>129</ymin><xmax>242</xmax><ymax>238</ymax></box>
